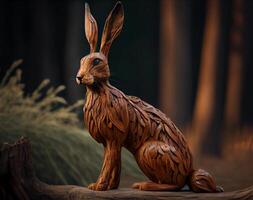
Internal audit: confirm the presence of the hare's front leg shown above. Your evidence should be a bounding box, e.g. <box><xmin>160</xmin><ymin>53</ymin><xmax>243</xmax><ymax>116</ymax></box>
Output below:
<box><xmin>88</xmin><ymin>141</ymin><xmax>121</xmax><ymax>191</ymax></box>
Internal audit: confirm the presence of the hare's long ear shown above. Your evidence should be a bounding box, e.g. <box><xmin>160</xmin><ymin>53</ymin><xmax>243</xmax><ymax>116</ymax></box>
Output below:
<box><xmin>85</xmin><ymin>3</ymin><xmax>98</xmax><ymax>53</ymax></box>
<box><xmin>100</xmin><ymin>2</ymin><xmax>124</xmax><ymax>57</ymax></box>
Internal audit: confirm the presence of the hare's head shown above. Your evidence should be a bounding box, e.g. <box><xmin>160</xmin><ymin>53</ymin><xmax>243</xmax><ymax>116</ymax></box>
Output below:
<box><xmin>76</xmin><ymin>2</ymin><xmax>124</xmax><ymax>87</ymax></box>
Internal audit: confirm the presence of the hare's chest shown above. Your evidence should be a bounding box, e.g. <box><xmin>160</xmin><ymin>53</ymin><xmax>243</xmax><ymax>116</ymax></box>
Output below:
<box><xmin>83</xmin><ymin>96</ymin><xmax>110</xmax><ymax>143</ymax></box>
<box><xmin>83</xmin><ymin>89</ymin><xmax>130</xmax><ymax>143</ymax></box>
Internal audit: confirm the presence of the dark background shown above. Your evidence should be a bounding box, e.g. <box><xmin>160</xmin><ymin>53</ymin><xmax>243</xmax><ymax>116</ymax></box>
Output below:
<box><xmin>0</xmin><ymin>0</ymin><xmax>160</xmax><ymax>106</ymax></box>
<box><xmin>0</xmin><ymin>1</ymin><xmax>253</xmax><ymax>194</ymax></box>
<box><xmin>1</xmin><ymin>0</ymin><xmax>253</xmax><ymax>155</ymax></box>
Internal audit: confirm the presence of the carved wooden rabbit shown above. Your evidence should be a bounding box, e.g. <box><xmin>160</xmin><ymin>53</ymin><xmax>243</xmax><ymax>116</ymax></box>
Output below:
<box><xmin>76</xmin><ymin>2</ymin><xmax>223</xmax><ymax>192</ymax></box>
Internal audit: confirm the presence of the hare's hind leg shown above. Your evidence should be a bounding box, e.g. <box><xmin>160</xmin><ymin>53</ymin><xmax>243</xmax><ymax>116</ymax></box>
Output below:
<box><xmin>132</xmin><ymin>181</ymin><xmax>180</xmax><ymax>191</ymax></box>
<box><xmin>133</xmin><ymin>141</ymin><xmax>188</xmax><ymax>191</ymax></box>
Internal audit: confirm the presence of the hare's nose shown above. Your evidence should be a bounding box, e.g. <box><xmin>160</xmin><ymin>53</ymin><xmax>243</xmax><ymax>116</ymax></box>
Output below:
<box><xmin>76</xmin><ymin>76</ymin><xmax>83</xmax><ymax>84</ymax></box>
<box><xmin>76</xmin><ymin>76</ymin><xmax>82</xmax><ymax>81</ymax></box>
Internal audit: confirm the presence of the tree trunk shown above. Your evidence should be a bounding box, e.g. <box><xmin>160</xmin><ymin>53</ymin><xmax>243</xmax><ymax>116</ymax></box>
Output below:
<box><xmin>224</xmin><ymin>0</ymin><xmax>244</xmax><ymax>131</ymax></box>
<box><xmin>190</xmin><ymin>0</ymin><xmax>222</xmax><ymax>157</ymax></box>
<box><xmin>159</xmin><ymin>0</ymin><xmax>193</xmax><ymax>128</ymax></box>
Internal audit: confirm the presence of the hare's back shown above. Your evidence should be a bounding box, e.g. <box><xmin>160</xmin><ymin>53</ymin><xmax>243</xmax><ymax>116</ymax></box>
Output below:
<box><xmin>127</xmin><ymin>95</ymin><xmax>191</xmax><ymax>150</ymax></box>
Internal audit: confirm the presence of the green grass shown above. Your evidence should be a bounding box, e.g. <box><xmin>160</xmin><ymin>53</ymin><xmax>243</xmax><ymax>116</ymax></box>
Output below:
<box><xmin>0</xmin><ymin>60</ymin><xmax>144</xmax><ymax>186</ymax></box>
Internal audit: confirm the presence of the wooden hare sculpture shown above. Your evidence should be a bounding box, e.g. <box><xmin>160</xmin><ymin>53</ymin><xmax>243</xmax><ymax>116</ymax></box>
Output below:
<box><xmin>76</xmin><ymin>2</ymin><xmax>223</xmax><ymax>192</ymax></box>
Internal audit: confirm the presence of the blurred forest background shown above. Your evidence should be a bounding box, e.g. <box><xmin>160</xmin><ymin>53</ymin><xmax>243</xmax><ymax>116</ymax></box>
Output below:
<box><xmin>0</xmin><ymin>0</ymin><xmax>253</xmax><ymax>192</ymax></box>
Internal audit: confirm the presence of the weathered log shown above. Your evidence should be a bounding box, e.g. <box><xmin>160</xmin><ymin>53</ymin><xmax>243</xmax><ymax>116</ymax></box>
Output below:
<box><xmin>0</xmin><ymin>137</ymin><xmax>252</xmax><ymax>200</ymax></box>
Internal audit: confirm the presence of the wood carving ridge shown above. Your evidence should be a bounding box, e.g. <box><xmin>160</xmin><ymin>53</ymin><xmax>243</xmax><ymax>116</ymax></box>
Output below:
<box><xmin>77</xmin><ymin>1</ymin><xmax>224</xmax><ymax>192</ymax></box>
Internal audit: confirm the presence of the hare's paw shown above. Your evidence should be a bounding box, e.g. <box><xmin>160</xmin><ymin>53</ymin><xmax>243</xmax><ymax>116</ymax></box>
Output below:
<box><xmin>96</xmin><ymin>183</ymin><xmax>109</xmax><ymax>191</ymax></box>
<box><xmin>87</xmin><ymin>183</ymin><xmax>97</xmax><ymax>190</ymax></box>
<box><xmin>87</xmin><ymin>182</ymin><xmax>109</xmax><ymax>191</ymax></box>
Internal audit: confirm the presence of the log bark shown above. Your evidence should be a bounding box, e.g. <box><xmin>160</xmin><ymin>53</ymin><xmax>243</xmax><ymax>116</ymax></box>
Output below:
<box><xmin>0</xmin><ymin>137</ymin><xmax>253</xmax><ymax>200</ymax></box>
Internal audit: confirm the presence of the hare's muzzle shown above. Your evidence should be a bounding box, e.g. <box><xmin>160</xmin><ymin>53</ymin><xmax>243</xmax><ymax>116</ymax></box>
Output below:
<box><xmin>76</xmin><ymin>75</ymin><xmax>94</xmax><ymax>86</ymax></box>
<box><xmin>76</xmin><ymin>76</ymin><xmax>82</xmax><ymax>85</ymax></box>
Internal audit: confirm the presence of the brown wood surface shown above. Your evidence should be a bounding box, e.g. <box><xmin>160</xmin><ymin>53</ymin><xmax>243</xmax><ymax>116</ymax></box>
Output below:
<box><xmin>0</xmin><ymin>137</ymin><xmax>253</xmax><ymax>200</ymax></box>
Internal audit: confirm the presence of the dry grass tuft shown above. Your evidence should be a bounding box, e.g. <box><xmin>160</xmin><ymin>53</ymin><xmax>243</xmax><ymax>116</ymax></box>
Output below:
<box><xmin>0</xmin><ymin>60</ymin><xmax>84</xmax><ymax>126</ymax></box>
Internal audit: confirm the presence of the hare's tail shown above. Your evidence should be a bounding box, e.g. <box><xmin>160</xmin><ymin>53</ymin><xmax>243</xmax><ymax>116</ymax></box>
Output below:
<box><xmin>187</xmin><ymin>169</ymin><xmax>224</xmax><ymax>193</ymax></box>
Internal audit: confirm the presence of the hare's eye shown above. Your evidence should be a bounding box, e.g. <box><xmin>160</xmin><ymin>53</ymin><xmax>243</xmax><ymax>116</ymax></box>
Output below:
<box><xmin>93</xmin><ymin>58</ymin><xmax>101</xmax><ymax>66</ymax></box>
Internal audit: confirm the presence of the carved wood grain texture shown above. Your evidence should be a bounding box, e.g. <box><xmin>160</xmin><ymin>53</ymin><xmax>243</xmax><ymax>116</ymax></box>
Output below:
<box><xmin>79</xmin><ymin>2</ymin><xmax>222</xmax><ymax>192</ymax></box>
